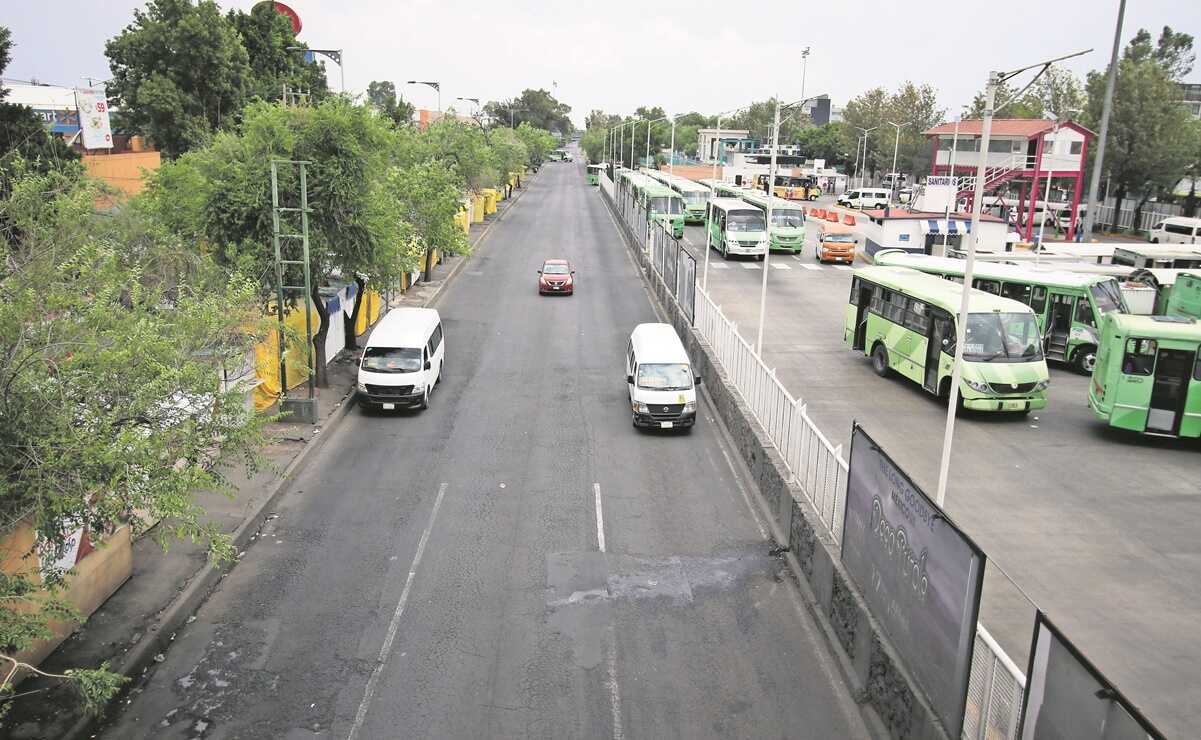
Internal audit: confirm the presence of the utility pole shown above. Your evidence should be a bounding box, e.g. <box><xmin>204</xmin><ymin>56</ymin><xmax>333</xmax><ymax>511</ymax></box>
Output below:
<box><xmin>756</xmin><ymin>98</ymin><xmax>782</xmax><ymax>356</ymax></box>
<box><xmin>941</xmin><ymin>118</ymin><xmax>961</xmax><ymax>251</ymax></box>
<box><xmin>1082</xmin><ymin>0</ymin><xmax>1126</xmax><ymax>239</ymax></box>
<box><xmin>800</xmin><ymin>47</ymin><xmax>811</xmax><ymax>99</ymax></box>
<box><xmin>887</xmin><ymin>121</ymin><xmax>905</xmax><ymax>200</ymax></box>
<box><xmin>669</xmin><ymin>117</ymin><xmax>676</xmax><ymax>176</ymax></box>
<box><xmin>703</xmin><ymin>114</ymin><xmax>722</xmax><ymax>290</ymax></box>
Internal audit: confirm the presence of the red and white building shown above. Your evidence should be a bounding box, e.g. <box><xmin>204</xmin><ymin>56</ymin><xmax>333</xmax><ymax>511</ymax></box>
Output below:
<box><xmin>924</xmin><ymin>119</ymin><xmax>1095</xmax><ymax>241</ymax></box>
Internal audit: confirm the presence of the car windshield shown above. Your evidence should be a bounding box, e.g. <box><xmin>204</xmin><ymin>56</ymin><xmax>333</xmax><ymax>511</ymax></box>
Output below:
<box><xmin>963</xmin><ymin>313</ymin><xmax>1044</xmax><ymax>363</ymax></box>
<box><xmin>771</xmin><ymin>210</ymin><xmax>804</xmax><ymax>228</ymax></box>
<box><xmin>728</xmin><ymin>211</ymin><xmax>766</xmax><ymax>232</ymax></box>
<box><xmin>543</xmin><ymin>263</ymin><xmax>569</xmax><ymax>274</ymax></box>
<box><xmin>637</xmin><ymin>363</ymin><xmax>693</xmax><ymax>390</ymax></box>
<box><xmin>362</xmin><ymin>346</ymin><xmax>422</xmax><ymax>373</ymax></box>
<box><xmin>1090</xmin><ymin>280</ymin><xmax>1126</xmax><ymax>314</ymax></box>
<box><xmin>824</xmin><ymin>233</ymin><xmax>856</xmax><ymax>243</ymax></box>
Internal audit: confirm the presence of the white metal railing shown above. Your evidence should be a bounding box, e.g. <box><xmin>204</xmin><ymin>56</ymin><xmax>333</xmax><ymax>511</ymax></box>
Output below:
<box><xmin>602</xmin><ymin>175</ymin><xmax>1025</xmax><ymax>739</ymax></box>
<box><xmin>956</xmin><ymin>154</ymin><xmax>1026</xmax><ymax>197</ymax></box>
<box><xmin>1092</xmin><ymin>204</ymin><xmax>1171</xmax><ymax>234</ymax></box>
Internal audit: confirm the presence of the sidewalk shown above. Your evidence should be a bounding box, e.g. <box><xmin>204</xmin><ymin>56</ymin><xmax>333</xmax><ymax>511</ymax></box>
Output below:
<box><xmin>1</xmin><ymin>175</ymin><xmax>532</xmax><ymax>739</ymax></box>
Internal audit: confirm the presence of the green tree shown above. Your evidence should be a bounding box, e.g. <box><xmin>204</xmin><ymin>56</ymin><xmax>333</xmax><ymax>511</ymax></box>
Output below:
<box><xmin>0</xmin><ymin>158</ymin><xmax>266</xmax><ymax>716</ymax></box>
<box><xmin>391</xmin><ymin>161</ymin><xmax>467</xmax><ymax>282</ymax></box>
<box><xmin>964</xmin><ymin>66</ymin><xmax>1085</xmax><ymax>120</ymax></box>
<box><xmin>423</xmin><ymin>119</ymin><xmax>497</xmax><ymax>188</ymax></box>
<box><xmin>366</xmin><ymin>80</ymin><xmax>414</xmax><ymax>127</ymax></box>
<box><xmin>794</xmin><ymin>123</ymin><xmax>854</xmax><ymax>168</ymax></box>
<box><xmin>226</xmin><ymin>4</ymin><xmax>328</xmax><ymax>104</ymax></box>
<box><xmin>0</xmin><ymin>27</ymin><xmax>77</xmax><ymax>194</ymax></box>
<box><xmin>844</xmin><ymin>83</ymin><xmax>943</xmax><ymax>179</ymax></box>
<box><xmin>1084</xmin><ymin>28</ymin><xmax>1200</xmax><ymax>227</ymax></box>
<box><xmin>484</xmin><ymin>88</ymin><xmax>572</xmax><ymax>134</ymax></box>
<box><xmin>514</xmin><ymin>122</ymin><xmax>556</xmax><ymax>167</ymax></box>
<box><xmin>105</xmin><ymin>0</ymin><xmax>253</xmax><ymax>157</ymax></box>
<box><xmin>580</xmin><ymin>126</ymin><xmax>606</xmax><ymax>163</ymax></box>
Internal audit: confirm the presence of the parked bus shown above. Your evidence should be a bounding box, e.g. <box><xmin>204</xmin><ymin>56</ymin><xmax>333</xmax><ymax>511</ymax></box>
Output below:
<box><xmin>1088</xmin><ymin>313</ymin><xmax>1201</xmax><ymax>438</ymax></box>
<box><xmin>639</xmin><ymin>182</ymin><xmax>687</xmax><ymax>238</ymax></box>
<box><xmin>1111</xmin><ymin>245</ymin><xmax>1201</xmax><ymax>270</ymax></box>
<box><xmin>873</xmin><ymin>250</ymin><xmax>1128</xmax><ymax>373</ymax></box>
<box><xmin>846</xmin><ymin>266</ymin><xmax>1049</xmax><ymax>412</ymax></box>
<box><xmin>753</xmin><ymin>173</ymin><xmax>821</xmax><ymax>201</ymax></box>
<box><xmin>643</xmin><ymin>170</ymin><xmax>711</xmax><ymax>225</ymax></box>
<box><xmin>706</xmin><ymin>197</ymin><xmax>768</xmax><ymax>259</ymax></box>
<box><xmin>586</xmin><ymin>163</ymin><xmax>605</xmax><ymax>185</ymax></box>
<box><xmin>737</xmin><ymin>190</ymin><xmax>807</xmax><ymax>254</ymax></box>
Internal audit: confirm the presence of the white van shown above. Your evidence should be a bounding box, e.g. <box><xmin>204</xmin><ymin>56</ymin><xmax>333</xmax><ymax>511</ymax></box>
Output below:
<box><xmin>626</xmin><ymin>323</ymin><xmax>700</xmax><ymax>431</ymax></box>
<box><xmin>1148</xmin><ymin>216</ymin><xmax>1201</xmax><ymax>245</ymax></box>
<box><xmin>837</xmin><ymin>188</ymin><xmax>891</xmax><ymax>210</ymax></box>
<box><xmin>356</xmin><ymin>307</ymin><xmax>444</xmax><ymax>411</ymax></box>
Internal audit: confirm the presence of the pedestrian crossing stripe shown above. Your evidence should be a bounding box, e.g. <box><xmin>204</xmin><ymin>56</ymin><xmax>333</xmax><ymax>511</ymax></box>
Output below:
<box><xmin>799</xmin><ymin>263</ymin><xmax>820</xmax><ymax>271</ymax></box>
<box><xmin>835</xmin><ymin>265</ymin><xmax>853</xmax><ymax>271</ymax></box>
<box><xmin>741</xmin><ymin>263</ymin><xmax>760</xmax><ymax>270</ymax></box>
<box><xmin>771</xmin><ymin>262</ymin><xmax>791</xmax><ymax>269</ymax></box>
<box><xmin>711</xmin><ymin>263</ymin><xmax>730</xmax><ymax>269</ymax></box>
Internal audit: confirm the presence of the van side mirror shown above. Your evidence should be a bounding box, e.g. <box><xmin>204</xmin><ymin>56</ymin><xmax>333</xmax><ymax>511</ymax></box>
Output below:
<box><xmin>626</xmin><ymin>374</ymin><xmax>634</xmax><ymax>384</ymax></box>
<box><xmin>693</xmin><ymin>373</ymin><xmax>703</xmax><ymax>385</ymax></box>
<box><xmin>537</xmin><ymin>269</ymin><xmax>542</xmax><ymax>274</ymax></box>
<box><xmin>424</xmin><ymin>360</ymin><xmax>432</xmax><ymax>370</ymax></box>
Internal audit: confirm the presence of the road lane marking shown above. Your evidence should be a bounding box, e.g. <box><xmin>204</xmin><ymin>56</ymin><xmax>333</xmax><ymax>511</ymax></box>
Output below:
<box><xmin>835</xmin><ymin>265</ymin><xmax>853</xmax><ymax>271</ymax></box>
<box><xmin>771</xmin><ymin>262</ymin><xmax>791</xmax><ymax>270</ymax></box>
<box><xmin>711</xmin><ymin>263</ymin><xmax>729</xmax><ymax>269</ymax></box>
<box><xmin>799</xmin><ymin>263</ymin><xmax>821</xmax><ymax>271</ymax></box>
<box><xmin>347</xmin><ymin>482</ymin><xmax>449</xmax><ymax>740</ymax></box>
<box><xmin>606</xmin><ymin>626</ymin><xmax>625</xmax><ymax>740</ymax></box>
<box><xmin>741</xmin><ymin>263</ymin><xmax>760</xmax><ymax>270</ymax></box>
<box><xmin>594</xmin><ymin>482</ymin><xmax>606</xmax><ymax>553</ymax></box>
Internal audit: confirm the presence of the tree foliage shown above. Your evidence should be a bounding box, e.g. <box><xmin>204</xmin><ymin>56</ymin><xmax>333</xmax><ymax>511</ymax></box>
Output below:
<box><xmin>964</xmin><ymin>66</ymin><xmax>1086</xmax><ymax>120</ymax></box>
<box><xmin>227</xmin><ymin>4</ymin><xmax>328</xmax><ymax>104</ymax></box>
<box><xmin>0</xmin><ymin>27</ymin><xmax>78</xmax><ymax>193</ymax></box>
<box><xmin>366</xmin><ymin>80</ymin><xmax>415</xmax><ymax>127</ymax></box>
<box><xmin>843</xmin><ymin>82</ymin><xmax>944</xmax><ymax>177</ymax></box>
<box><xmin>484</xmin><ymin>88</ymin><xmax>572</xmax><ymax>134</ymax></box>
<box><xmin>514</xmin><ymin>122</ymin><xmax>556</xmax><ymax>167</ymax></box>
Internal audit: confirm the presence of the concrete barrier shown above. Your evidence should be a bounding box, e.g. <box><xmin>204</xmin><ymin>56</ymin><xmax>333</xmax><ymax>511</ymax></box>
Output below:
<box><xmin>600</xmin><ymin>182</ymin><xmax>952</xmax><ymax>740</ymax></box>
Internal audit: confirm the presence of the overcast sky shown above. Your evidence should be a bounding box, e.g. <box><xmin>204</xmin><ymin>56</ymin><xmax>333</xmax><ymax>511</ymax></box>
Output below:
<box><xmin>5</xmin><ymin>0</ymin><xmax>1200</xmax><ymax>125</ymax></box>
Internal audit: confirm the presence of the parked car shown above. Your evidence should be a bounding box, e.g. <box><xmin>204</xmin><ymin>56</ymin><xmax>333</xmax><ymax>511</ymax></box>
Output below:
<box><xmin>837</xmin><ymin>188</ymin><xmax>891</xmax><ymax>210</ymax></box>
<box><xmin>356</xmin><ymin>307</ymin><xmax>444</xmax><ymax>411</ymax></box>
<box><xmin>1148</xmin><ymin>216</ymin><xmax>1201</xmax><ymax>244</ymax></box>
<box><xmin>538</xmin><ymin>259</ymin><xmax>575</xmax><ymax>295</ymax></box>
<box><xmin>626</xmin><ymin>323</ymin><xmax>700</xmax><ymax>431</ymax></box>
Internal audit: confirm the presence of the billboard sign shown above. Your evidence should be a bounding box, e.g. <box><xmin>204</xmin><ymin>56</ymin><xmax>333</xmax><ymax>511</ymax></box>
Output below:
<box><xmin>841</xmin><ymin>424</ymin><xmax>985</xmax><ymax>736</ymax></box>
<box><xmin>74</xmin><ymin>88</ymin><xmax>113</xmax><ymax>150</ymax></box>
<box><xmin>1019</xmin><ymin>612</ymin><xmax>1165</xmax><ymax>740</ymax></box>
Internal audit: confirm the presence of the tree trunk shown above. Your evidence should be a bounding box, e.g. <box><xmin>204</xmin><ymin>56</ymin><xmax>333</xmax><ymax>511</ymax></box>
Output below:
<box><xmin>309</xmin><ymin>283</ymin><xmax>330</xmax><ymax>389</ymax></box>
<box><xmin>1134</xmin><ymin>192</ymin><xmax>1152</xmax><ymax>236</ymax></box>
<box><xmin>1113</xmin><ymin>185</ymin><xmax>1128</xmax><ymax>233</ymax></box>
<box><xmin>1184</xmin><ymin>178</ymin><xmax>1198</xmax><ymax>218</ymax></box>
<box><xmin>345</xmin><ymin>276</ymin><xmax>366</xmax><ymax>351</ymax></box>
<box><xmin>424</xmin><ymin>246</ymin><xmax>434</xmax><ymax>283</ymax></box>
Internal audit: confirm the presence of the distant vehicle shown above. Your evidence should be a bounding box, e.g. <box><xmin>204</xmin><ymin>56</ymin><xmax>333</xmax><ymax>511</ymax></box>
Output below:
<box><xmin>873</xmin><ymin>250</ymin><xmax>1128</xmax><ymax>373</ymax></box>
<box><xmin>846</xmin><ymin>266</ymin><xmax>1049</xmax><ymax>413</ymax></box>
<box><xmin>1111</xmin><ymin>245</ymin><xmax>1201</xmax><ymax>269</ymax></box>
<box><xmin>881</xmin><ymin>173</ymin><xmax>907</xmax><ymax>189</ymax></box>
<box><xmin>754</xmin><ymin>173</ymin><xmax>821</xmax><ymax>201</ymax></box>
<box><xmin>738</xmin><ymin>190</ymin><xmax>806</xmax><ymax>254</ymax></box>
<box><xmin>642</xmin><ymin>169</ymin><xmax>710</xmax><ymax>224</ymax></box>
<box><xmin>626</xmin><ymin>323</ymin><xmax>699</xmax><ymax>431</ymax></box>
<box><xmin>537</xmin><ymin>259</ymin><xmax>575</xmax><ymax>295</ymax></box>
<box><xmin>1147</xmin><ymin>216</ymin><xmax>1201</xmax><ymax>245</ymax></box>
<box><xmin>356</xmin><ymin>307</ymin><xmax>444</xmax><ymax>411</ymax></box>
<box><xmin>817</xmin><ymin>222</ymin><xmax>856</xmax><ymax>264</ymax></box>
<box><xmin>706</xmin><ymin>197</ymin><xmax>768</xmax><ymax>259</ymax></box>
<box><xmin>548</xmin><ymin>149</ymin><xmax>566</xmax><ymax>162</ymax></box>
<box><xmin>1088</xmin><ymin>312</ymin><xmax>1201</xmax><ymax>438</ymax></box>
<box><xmin>838</xmin><ymin>188</ymin><xmax>891</xmax><ymax>210</ymax></box>
<box><xmin>586</xmin><ymin>163</ymin><xmax>605</xmax><ymax>185</ymax></box>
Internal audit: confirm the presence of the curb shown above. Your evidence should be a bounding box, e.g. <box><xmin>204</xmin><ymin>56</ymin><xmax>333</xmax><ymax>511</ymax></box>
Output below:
<box><xmin>64</xmin><ymin>170</ymin><xmax>539</xmax><ymax>739</ymax></box>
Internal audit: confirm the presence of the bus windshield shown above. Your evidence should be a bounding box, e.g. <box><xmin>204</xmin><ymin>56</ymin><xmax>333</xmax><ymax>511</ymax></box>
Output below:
<box><xmin>681</xmin><ymin>191</ymin><xmax>708</xmax><ymax>205</ymax></box>
<box><xmin>771</xmin><ymin>210</ymin><xmax>804</xmax><ymax>228</ymax></box>
<box><xmin>1090</xmin><ymin>280</ymin><xmax>1126</xmax><ymax>314</ymax></box>
<box><xmin>964</xmin><ymin>313</ymin><xmax>1044</xmax><ymax>363</ymax></box>
<box><xmin>728</xmin><ymin>211</ymin><xmax>766</xmax><ymax>232</ymax></box>
<box><xmin>650</xmin><ymin>196</ymin><xmax>684</xmax><ymax>214</ymax></box>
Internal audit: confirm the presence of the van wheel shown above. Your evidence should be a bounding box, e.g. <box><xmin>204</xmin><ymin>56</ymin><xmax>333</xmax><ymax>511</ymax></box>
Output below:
<box><xmin>871</xmin><ymin>344</ymin><xmax>890</xmax><ymax>377</ymax></box>
<box><xmin>1151</xmin><ymin>238</ymin><xmax>1159</xmax><ymax>244</ymax></box>
<box><xmin>1073</xmin><ymin>346</ymin><xmax>1097</xmax><ymax>375</ymax></box>
<box><xmin>419</xmin><ymin>388</ymin><xmax>430</xmax><ymax>410</ymax></box>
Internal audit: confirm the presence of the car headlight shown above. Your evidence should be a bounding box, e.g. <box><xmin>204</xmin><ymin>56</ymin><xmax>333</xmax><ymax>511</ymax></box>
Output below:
<box><xmin>684</xmin><ymin>401</ymin><xmax>697</xmax><ymax>413</ymax></box>
<box><xmin>1034</xmin><ymin>379</ymin><xmax>1050</xmax><ymax>392</ymax></box>
<box><xmin>632</xmin><ymin>401</ymin><xmax>649</xmax><ymax>414</ymax></box>
<box><xmin>964</xmin><ymin>378</ymin><xmax>991</xmax><ymax>394</ymax></box>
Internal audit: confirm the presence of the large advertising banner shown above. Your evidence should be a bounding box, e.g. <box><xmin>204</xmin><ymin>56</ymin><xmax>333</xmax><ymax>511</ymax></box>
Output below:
<box><xmin>841</xmin><ymin>424</ymin><xmax>985</xmax><ymax>736</ymax></box>
<box><xmin>74</xmin><ymin>88</ymin><xmax>113</xmax><ymax>150</ymax></box>
<box><xmin>1019</xmin><ymin>612</ymin><xmax>1164</xmax><ymax>740</ymax></box>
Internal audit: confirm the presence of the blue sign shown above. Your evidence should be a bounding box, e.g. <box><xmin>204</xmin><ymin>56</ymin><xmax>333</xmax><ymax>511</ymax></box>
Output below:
<box><xmin>34</xmin><ymin>108</ymin><xmax>80</xmax><ymax>134</ymax></box>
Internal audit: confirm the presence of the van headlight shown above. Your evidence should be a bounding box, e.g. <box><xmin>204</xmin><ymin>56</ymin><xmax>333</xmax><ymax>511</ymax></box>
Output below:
<box><xmin>356</xmin><ymin>382</ymin><xmax>367</xmax><ymax>393</ymax></box>
<box><xmin>964</xmin><ymin>378</ymin><xmax>991</xmax><ymax>394</ymax></box>
<box><xmin>757</xmin><ymin>239</ymin><xmax>769</xmax><ymax>248</ymax></box>
<box><xmin>1034</xmin><ymin>379</ymin><xmax>1050</xmax><ymax>392</ymax></box>
<box><xmin>632</xmin><ymin>401</ymin><xmax>649</xmax><ymax>413</ymax></box>
<box><xmin>684</xmin><ymin>401</ymin><xmax>697</xmax><ymax>414</ymax></box>
<box><xmin>726</xmin><ymin>239</ymin><xmax>738</xmax><ymax>250</ymax></box>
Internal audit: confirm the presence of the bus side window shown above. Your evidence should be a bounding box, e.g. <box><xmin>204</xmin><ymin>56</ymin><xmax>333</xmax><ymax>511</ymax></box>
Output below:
<box><xmin>1194</xmin><ymin>353</ymin><xmax>1201</xmax><ymax>381</ymax></box>
<box><xmin>869</xmin><ymin>285</ymin><xmax>885</xmax><ymax>315</ymax></box>
<box><xmin>1074</xmin><ymin>296</ymin><xmax>1096</xmax><ymax>327</ymax></box>
<box><xmin>1029</xmin><ymin>286</ymin><xmax>1048</xmax><ymax>314</ymax></box>
<box><xmin>974</xmin><ymin>279</ymin><xmax>1001</xmax><ymax>295</ymax></box>
<box><xmin>1001</xmin><ymin>282</ymin><xmax>1031</xmax><ymax>304</ymax></box>
<box><xmin>849</xmin><ymin>277</ymin><xmax>860</xmax><ymax>305</ymax></box>
<box><xmin>904</xmin><ymin>300</ymin><xmax>930</xmax><ymax>333</ymax></box>
<box><xmin>1122</xmin><ymin>338</ymin><xmax>1157</xmax><ymax>375</ymax></box>
<box><xmin>884</xmin><ymin>291</ymin><xmax>908</xmax><ymax>324</ymax></box>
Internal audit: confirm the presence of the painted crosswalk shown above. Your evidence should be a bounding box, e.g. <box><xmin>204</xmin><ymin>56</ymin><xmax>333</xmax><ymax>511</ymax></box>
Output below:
<box><xmin>741</xmin><ymin>263</ymin><xmax>761</xmax><ymax>270</ymax></box>
<box><xmin>799</xmin><ymin>263</ymin><xmax>821</xmax><ymax>271</ymax></box>
<box><xmin>711</xmin><ymin>263</ymin><xmax>730</xmax><ymax>269</ymax></box>
<box><xmin>770</xmin><ymin>262</ymin><xmax>792</xmax><ymax>270</ymax></box>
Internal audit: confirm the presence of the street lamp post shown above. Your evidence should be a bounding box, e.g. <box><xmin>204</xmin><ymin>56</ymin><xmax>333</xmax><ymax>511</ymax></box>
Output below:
<box><xmin>406</xmin><ymin>80</ymin><xmax>441</xmax><ymax>113</ymax></box>
<box><xmin>668</xmin><ymin>118</ymin><xmax>676</xmax><ymax>176</ymax></box>
<box><xmin>934</xmin><ymin>49</ymin><xmax>1090</xmax><ymax>509</ymax></box>
<box><xmin>941</xmin><ymin>118</ymin><xmax>961</xmax><ymax>252</ymax></box>
<box><xmin>887</xmin><ymin>121</ymin><xmax>906</xmax><ymax>199</ymax></box>
<box><xmin>756</xmin><ymin>97</ymin><xmax>783</xmax><ymax>356</ymax></box>
<box><xmin>1082</xmin><ymin>0</ymin><xmax>1126</xmax><ymax>239</ymax></box>
<box><xmin>703</xmin><ymin>114</ymin><xmax>723</xmax><ymax>290</ymax></box>
<box><xmin>800</xmin><ymin>47</ymin><xmax>811</xmax><ymax>99</ymax></box>
<box><xmin>287</xmin><ymin>46</ymin><xmax>344</xmax><ymax>93</ymax></box>
<box><xmin>853</xmin><ymin>126</ymin><xmax>877</xmax><ymax>188</ymax></box>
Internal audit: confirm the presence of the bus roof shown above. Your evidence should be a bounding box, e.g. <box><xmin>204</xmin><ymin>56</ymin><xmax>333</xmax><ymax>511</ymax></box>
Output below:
<box><xmin>1104</xmin><ymin>312</ymin><xmax>1201</xmax><ymax>342</ymax></box>
<box><xmin>1128</xmin><ymin>268</ymin><xmax>1197</xmax><ymax>287</ymax></box>
<box><xmin>874</xmin><ymin>250</ymin><xmax>1116</xmax><ymax>290</ymax></box>
<box><xmin>587</xmin><ymin>163</ymin><xmax>605</xmax><ymax>170</ymax></box>
<box><xmin>656</xmin><ymin>173</ymin><xmax>709</xmax><ymax>193</ymax></box>
<box><xmin>738</xmin><ymin>191</ymin><xmax>805</xmax><ymax>211</ymax></box>
<box><xmin>709</xmin><ymin>197</ymin><xmax>761</xmax><ymax>213</ymax></box>
<box><xmin>855</xmin><ymin>266</ymin><xmax>1034</xmax><ymax>317</ymax></box>
<box><xmin>1114</xmin><ymin>245</ymin><xmax>1201</xmax><ymax>258</ymax></box>
<box><xmin>641</xmin><ymin>183</ymin><xmax>681</xmax><ymax>198</ymax></box>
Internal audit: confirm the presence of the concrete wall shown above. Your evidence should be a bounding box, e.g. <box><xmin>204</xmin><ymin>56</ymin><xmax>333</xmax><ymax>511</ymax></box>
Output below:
<box><xmin>82</xmin><ymin>151</ymin><xmax>161</xmax><ymax>195</ymax></box>
<box><xmin>600</xmin><ymin>181</ymin><xmax>953</xmax><ymax>740</ymax></box>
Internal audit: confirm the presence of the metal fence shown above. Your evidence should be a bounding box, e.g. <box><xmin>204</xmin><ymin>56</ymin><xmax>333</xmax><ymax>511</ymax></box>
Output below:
<box><xmin>603</xmin><ymin>174</ymin><xmax>1024</xmax><ymax>740</ymax></box>
<box><xmin>1093</xmin><ymin>204</ymin><xmax>1171</xmax><ymax>233</ymax></box>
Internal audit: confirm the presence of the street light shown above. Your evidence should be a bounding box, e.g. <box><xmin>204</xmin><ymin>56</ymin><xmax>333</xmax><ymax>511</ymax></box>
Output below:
<box><xmin>800</xmin><ymin>47</ymin><xmax>811</xmax><ymax>99</ymax></box>
<box><xmin>406</xmin><ymin>80</ymin><xmax>441</xmax><ymax>113</ymax></box>
<box><xmin>941</xmin><ymin>117</ymin><xmax>962</xmax><ymax>253</ymax></box>
<box><xmin>853</xmin><ymin>126</ymin><xmax>877</xmax><ymax>188</ymax></box>
<box><xmin>287</xmin><ymin>46</ymin><xmax>344</xmax><ymax>92</ymax></box>
<box><xmin>933</xmin><ymin>48</ymin><xmax>1091</xmax><ymax>509</ymax></box>
<box><xmin>886</xmin><ymin>120</ymin><xmax>908</xmax><ymax>199</ymax></box>
<box><xmin>1082</xmin><ymin>0</ymin><xmax>1126</xmax><ymax>240</ymax></box>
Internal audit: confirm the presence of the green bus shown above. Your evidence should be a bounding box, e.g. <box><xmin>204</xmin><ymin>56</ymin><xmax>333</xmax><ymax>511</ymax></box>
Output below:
<box><xmin>620</xmin><ymin>171</ymin><xmax>686</xmax><ymax>239</ymax></box>
<box><xmin>706</xmin><ymin>198</ymin><xmax>768</xmax><ymax>259</ymax></box>
<box><xmin>1128</xmin><ymin>269</ymin><xmax>1201</xmax><ymax>318</ymax></box>
<box><xmin>1088</xmin><ymin>312</ymin><xmax>1201</xmax><ymax>438</ymax></box>
<box><xmin>586</xmin><ymin>163</ymin><xmax>605</xmax><ymax>185</ymax></box>
<box><xmin>737</xmin><ymin>190</ymin><xmax>807</xmax><ymax>254</ymax></box>
<box><xmin>644</xmin><ymin>170</ymin><xmax>711</xmax><ymax>224</ymax></box>
<box><xmin>847</xmin><ymin>266</ymin><xmax>1050</xmax><ymax>413</ymax></box>
<box><xmin>873</xmin><ymin>250</ymin><xmax>1127</xmax><ymax>374</ymax></box>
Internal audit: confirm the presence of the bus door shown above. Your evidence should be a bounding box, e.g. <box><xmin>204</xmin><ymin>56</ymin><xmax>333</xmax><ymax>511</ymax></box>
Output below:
<box><xmin>1147</xmin><ymin>347</ymin><xmax>1195</xmax><ymax>435</ymax></box>
<box><xmin>925</xmin><ymin>312</ymin><xmax>954</xmax><ymax>392</ymax></box>
<box><xmin>852</xmin><ymin>280</ymin><xmax>875</xmax><ymax>351</ymax></box>
<box><xmin>1046</xmin><ymin>293</ymin><xmax>1074</xmax><ymax>361</ymax></box>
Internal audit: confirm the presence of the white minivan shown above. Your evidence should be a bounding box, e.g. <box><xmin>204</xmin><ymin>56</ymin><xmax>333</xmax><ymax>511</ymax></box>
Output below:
<box><xmin>356</xmin><ymin>307</ymin><xmax>444</xmax><ymax>411</ymax></box>
<box><xmin>837</xmin><ymin>188</ymin><xmax>891</xmax><ymax>210</ymax></box>
<box><xmin>1148</xmin><ymin>216</ymin><xmax>1201</xmax><ymax>244</ymax></box>
<box><xmin>626</xmin><ymin>323</ymin><xmax>700</xmax><ymax>431</ymax></box>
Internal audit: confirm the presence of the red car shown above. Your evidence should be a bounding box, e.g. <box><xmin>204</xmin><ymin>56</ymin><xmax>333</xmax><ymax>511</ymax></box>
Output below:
<box><xmin>537</xmin><ymin>259</ymin><xmax>575</xmax><ymax>295</ymax></box>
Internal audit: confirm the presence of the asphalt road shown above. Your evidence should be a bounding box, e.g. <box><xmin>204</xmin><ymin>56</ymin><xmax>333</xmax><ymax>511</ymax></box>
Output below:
<box><xmin>101</xmin><ymin>160</ymin><xmax>872</xmax><ymax>739</ymax></box>
<box><xmin>680</xmin><ymin>215</ymin><xmax>1201</xmax><ymax>738</ymax></box>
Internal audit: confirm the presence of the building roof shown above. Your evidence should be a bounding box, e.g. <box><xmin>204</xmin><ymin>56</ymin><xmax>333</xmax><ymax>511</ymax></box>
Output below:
<box><xmin>924</xmin><ymin>119</ymin><xmax>1095</xmax><ymax>139</ymax></box>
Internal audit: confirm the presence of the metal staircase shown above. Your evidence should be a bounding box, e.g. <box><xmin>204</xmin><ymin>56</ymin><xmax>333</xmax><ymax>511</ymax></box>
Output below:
<box><xmin>954</xmin><ymin>154</ymin><xmax>1029</xmax><ymax>199</ymax></box>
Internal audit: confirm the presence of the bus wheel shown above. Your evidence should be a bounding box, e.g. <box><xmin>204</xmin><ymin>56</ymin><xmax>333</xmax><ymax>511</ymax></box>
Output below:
<box><xmin>1074</xmin><ymin>346</ymin><xmax>1097</xmax><ymax>375</ymax></box>
<box><xmin>871</xmin><ymin>344</ymin><xmax>890</xmax><ymax>377</ymax></box>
